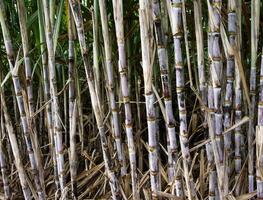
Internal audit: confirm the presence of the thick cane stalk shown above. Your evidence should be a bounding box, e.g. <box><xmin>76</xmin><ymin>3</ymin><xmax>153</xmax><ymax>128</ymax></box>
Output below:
<box><xmin>251</xmin><ymin>0</ymin><xmax>260</xmax><ymax>195</ymax></box>
<box><xmin>68</xmin><ymin>5</ymin><xmax>78</xmax><ymax>199</ymax></box>
<box><xmin>207</xmin><ymin>0</ymin><xmax>225</xmax><ymax>196</ymax></box>
<box><xmin>194</xmin><ymin>1</ymin><xmax>218</xmax><ymax>199</ymax></box>
<box><xmin>1</xmin><ymin>92</ymin><xmax>31</xmax><ymax>199</ymax></box>
<box><xmin>221</xmin><ymin>0</ymin><xmax>236</xmax><ymax>194</ymax></box>
<box><xmin>0</xmin><ymin>1</ymin><xmax>45</xmax><ymax>199</ymax></box>
<box><xmin>226</xmin><ymin>0</ymin><xmax>242</xmax><ymax>195</ymax></box>
<box><xmin>42</xmin><ymin>0</ymin><xmax>65</xmax><ymax>191</ymax></box>
<box><xmin>152</xmin><ymin>0</ymin><xmax>181</xmax><ymax>196</ymax></box>
<box><xmin>139</xmin><ymin>1</ymin><xmax>160</xmax><ymax>198</ymax></box>
<box><xmin>112</xmin><ymin>0</ymin><xmax>139</xmax><ymax>198</ymax></box>
<box><xmin>69</xmin><ymin>1</ymin><xmax>122</xmax><ymax>199</ymax></box>
<box><xmin>169</xmin><ymin>0</ymin><xmax>195</xmax><ymax>198</ymax></box>
<box><xmin>98</xmin><ymin>0</ymin><xmax>126</xmax><ymax>176</ymax></box>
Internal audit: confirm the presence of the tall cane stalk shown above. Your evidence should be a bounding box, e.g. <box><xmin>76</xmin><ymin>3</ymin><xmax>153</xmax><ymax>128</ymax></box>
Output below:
<box><xmin>169</xmin><ymin>0</ymin><xmax>195</xmax><ymax>198</ymax></box>
<box><xmin>42</xmin><ymin>0</ymin><xmax>65</xmax><ymax>191</ymax></box>
<box><xmin>139</xmin><ymin>1</ymin><xmax>160</xmax><ymax>198</ymax></box>
<box><xmin>98</xmin><ymin>0</ymin><xmax>126</xmax><ymax>176</ymax></box>
<box><xmin>68</xmin><ymin>4</ymin><xmax>78</xmax><ymax>199</ymax></box>
<box><xmin>152</xmin><ymin>0</ymin><xmax>181</xmax><ymax>196</ymax></box>
<box><xmin>112</xmin><ymin>0</ymin><xmax>139</xmax><ymax>198</ymax></box>
<box><xmin>251</xmin><ymin>0</ymin><xmax>260</xmax><ymax>195</ymax></box>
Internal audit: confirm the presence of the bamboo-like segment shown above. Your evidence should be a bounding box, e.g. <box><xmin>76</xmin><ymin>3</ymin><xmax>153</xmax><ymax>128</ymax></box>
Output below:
<box><xmin>222</xmin><ymin>0</ymin><xmax>236</xmax><ymax>194</ymax></box>
<box><xmin>208</xmin><ymin>0</ymin><xmax>223</xmax><ymax>166</ymax></box>
<box><xmin>207</xmin><ymin>0</ymin><xmax>226</xmax><ymax>197</ymax></box>
<box><xmin>194</xmin><ymin>1</ymin><xmax>218</xmax><ymax>199</ymax></box>
<box><xmin>169</xmin><ymin>0</ymin><xmax>194</xmax><ymax>198</ymax></box>
<box><xmin>152</xmin><ymin>0</ymin><xmax>181</xmax><ymax>196</ymax></box>
<box><xmin>68</xmin><ymin>5</ymin><xmax>78</xmax><ymax>199</ymax></box>
<box><xmin>251</xmin><ymin>0</ymin><xmax>260</xmax><ymax>195</ymax></box>
<box><xmin>227</xmin><ymin>0</ymin><xmax>242</xmax><ymax>195</ymax></box>
<box><xmin>0</xmin><ymin>1</ymin><xmax>45</xmax><ymax>199</ymax></box>
<box><xmin>37</xmin><ymin>0</ymin><xmax>59</xmax><ymax>190</ymax></box>
<box><xmin>42</xmin><ymin>0</ymin><xmax>65</xmax><ymax>191</ymax></box>
<box><xmin>69</xmin><ymin>1</ymin><xmax>122</xmax><ymax>199</ymax></box>
<box><xmin>223</xmin><ymin>1</ymin><xmax>235</xmax><ymax>186</ymax></box>
<box><xmin>257</xmin><ymin>48</ymin><xmax>263</xmax><ymax>199</ymax></box>
<box><xmin>0</xmin><ymin>95</ymin><xmax>10</xmax><ymax>200</ymax></box>
<box><xmin>112</xmin><ymin>0</ymin><xmax>139</xmax><ymax>198</ymax></box>
<box><xmin>98</xmin><ymin>0</ymin><xmax>126</xmax><ymax>176</ymax></box>
<box><xmin>1</xmin><ymin>92</ymin><xmax>31</xmax><ymax>199</ymax></box>
<box><xmin>17</xmin><ymin>0</ymin><xmax>45</xmax><ymax>193</ymax></box>
<box><xmin>0</xmin><ymin>142</ymin><xmax>11</xmax><ymax>200</ymax></box>
<box><xmin>139</xmin><ymin>1</ymin><xmax>160</xmax><ymax>198</ymax></box>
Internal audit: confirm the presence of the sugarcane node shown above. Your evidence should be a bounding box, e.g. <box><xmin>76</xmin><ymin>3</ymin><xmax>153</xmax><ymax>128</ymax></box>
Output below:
<box><xmin>112</xmin><ymin>108</ymin><xmax>118</xmax><ymax>112</ymax></box>
<box><xmin>148</xmin><ymin>146</ymin><xmax>156</xmax><ymax>152</ymax></box>
<box><xmin>125</xmin><ymin>123</ymin><xmax>132</xmax><ymax>128</ymax></box>
<box><xmin>122</xmin><ymin>96</ymin><xmax>130</xmax><ymax>103</ymax></box>
<box><xmin>119</xmin><ymin>69</ymin><xmax>127</xmax><ymax>74</ymax></box>
<box><xmin>171</xmin><ymin>2</ymin><xmax>182</xmax><ymax>8</ymax></box>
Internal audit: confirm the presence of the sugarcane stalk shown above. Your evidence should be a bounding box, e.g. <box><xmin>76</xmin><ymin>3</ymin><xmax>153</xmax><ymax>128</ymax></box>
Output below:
<box><xmin>37</xmin><ymin>0</ymin><xmax>60</xmax><ymax>191</ymax></box>
<box><xmin>227</xmin><ymin>0</ymin><xmax>242</xmax><ymax>195</ymax></box>
<box><xmin>42</xmin><ymin>0</ymin><xmax>65</xmax><ymax>191</ymax></box>
<box><xmin>194</xmin><ymin>0</ymin><xmax>218</xmax><ymax>199</ymax></box>
<box><xmin>0</xmin><ymin>92</ymin><xmax>31</xmax><ymax>199</ymax></box>
<box><xmin>112</xmin><ymin>0</ymin><xmax>139</xmax><ymax>198</ymax></box>
<box><xmin>17</xmin><ymin>0</ymin><xmax>45</xmax><ymax>193</ymax></box>
<box><xmin>92</xmin><ymin>0</ymin><xmax>101</xmax><ymax>103</ymax></box>
<box><xmin>0</xmin><ymin>1</ymin><xmax>45</xmax><ymax>198</ymax></box>
<box><xmin>152</xmin><ymin>0</ymin><xmax>181</xmax><ymax>196</ymax></box>
<box><xmin>98</xmin><ymin>0</ymin><xmax>126</xmax><ymax>176</ymax></box>
<box><xmin>257</xmin><ymin>47</ymin><xmax>263</xmax><ymax>199</ymax></box>
<box><xmin>169</xmin><ymin>0</ymin><xmax>196</xmax><ymax>198</ymax></box>
<box><xmin>207</xmin><ymin>1</ymin><xmax>229</xmax><ymax>197</ymax></box>
<box><xmin>221</xmin><ymin>0</ymin><xmax>236</xmax><ymax>194</ymax></box>
<box><xmin>0</xmin><ymin>141</ymin><xmax>11</xmax><ymax>200</ymax></box>
<box><xmin>139</xmin><ymin>1</ymin><xmax>161</xmax><ymax>198</ymax></box>
<box><xmin>251</xmin><ymin>0</ymin><xmax>260</xmax><ymax>195</ymax></box>
<box><xmin>69</xmin><ymin>1</ymin><xmax>122</xmax><ymax>199</ymax></box>
<box><xmin>68</xmin><ymin>4</ymin><xmax>78</xmax><ymax>199</ymax></box>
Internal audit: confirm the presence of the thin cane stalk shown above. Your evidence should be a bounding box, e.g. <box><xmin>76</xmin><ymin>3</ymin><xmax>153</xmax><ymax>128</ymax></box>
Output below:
<box><xmin>1</xmin><ymin>91</ymin><xmax>31</xmax><ymax>199</ymax></box>
<box><xmin>251</xmin><ymin>0</ymin><xmax>260</xmax><ymax>195</ymax></box>
<box><xmin>42</xmin><ymin>0</ymin><xmax>66</xmax><ymax>191</ymax></box>
<box><xmin>68</xmin><ymin>4</ymin><xmax>78</xmax><ymax>199</ymax></box>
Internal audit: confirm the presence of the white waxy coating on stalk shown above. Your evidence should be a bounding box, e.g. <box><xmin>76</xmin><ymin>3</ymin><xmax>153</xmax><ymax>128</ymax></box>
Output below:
<box><xmin>139</xmin><ymin>1</ymin><xmax>160</xmax><ymax>198</ymax></box>
<box><xmin>112</xmin><ymin>0</ymin><xmax>139</xmax><ymax>198</ymax></box>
